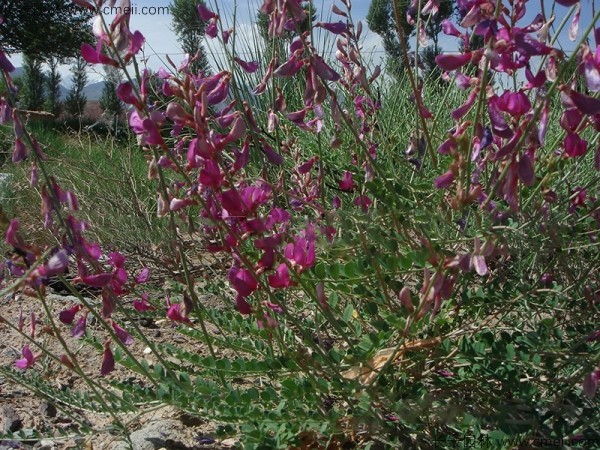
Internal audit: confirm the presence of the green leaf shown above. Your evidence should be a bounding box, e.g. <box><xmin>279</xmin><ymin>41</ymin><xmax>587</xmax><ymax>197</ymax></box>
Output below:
<box><xmin>506</xmin><ymin>344</ymin><xmax>515</xmax><ymax>360</ymax></box>
<box><xmin>343</xmin><ymin>304</ymin><xmax>354</xmax><ymax>322</ymax></box>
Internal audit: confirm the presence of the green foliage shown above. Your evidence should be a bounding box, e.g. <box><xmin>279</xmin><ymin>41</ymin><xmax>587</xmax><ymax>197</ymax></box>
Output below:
<box><xmin>64</xmin><ymin>57</ymin><xmax>88</xmax><ymax>118</ymax></box>
<box><xmin>20</xmin><ymin>55</ymin><xmax>45</xmax><ymax>111</ymax></box>
<box><xmin>0</xmin><ymin>0</ymin><xmax>93</xmax><ymax>59</ymax></box>
<box><xmin>170</xmin><ymin>0</ymin><xmax>211</xmax><ymax>75</ymax></box>
<box><xmin>1</xmin><ymin>2</ymin><xmax>600</xmax><ymax>449</ymax></box>
<box><xmin>367</xmin><ymin>0</ymin><xmax>415</xmax><ymax>77</ymax></box>
<box><xmin>44</xmin><ymin>58</ymin><xmax>62</xmax><ymax>117</ymax></box>
<box><xmin>99</xmin><ymin>66</ymin><xmax>123</xmax><ymax>118</ymax></box>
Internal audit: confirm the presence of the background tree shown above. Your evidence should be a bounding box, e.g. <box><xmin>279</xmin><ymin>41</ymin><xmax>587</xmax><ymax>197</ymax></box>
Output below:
<box><xmin>419</xmin><ymin>0</ymin><xmax>455</xmax><ymax>79</ymax></box>
<box><xmin>367</xmin><ymin>0</ymin><xmax>455</xmax><ymax>79</ymax></box>
<box><xmin>257</xmin><ymin>0</ymin><xmax>316</xmax><ymax>56</ymax></box>
<box><xmin>100</xmin><ymin>66</ymin><xmax>123</xmax><ymax>120</ymax></box>
<box><xmin>64</xmin><ymin>57</ymin><xmax>88</xmax><ymax>118</ymax></box>
<box><xmin>20</xmin><ymin>55</ymin><xmax>45</xmax><ymax>111</ymax></box>
<box><xmin>367</xmin><ymin>0</ymin><xmax>414</xmax><ymax>78</ymax></box>
<box><xmin>44</xmin><ymin>58</ymin><xmax>62</xmax><ymax>116</ymax></box>
<box><xmin>0</xmin><ymin>0</ymin><xmax>93</xmax><ymax>59</ymax></box>
<box><xmin>170</xmin><ymin>0</ymin><xmax>211</xmax><ymax>75</ymax></box>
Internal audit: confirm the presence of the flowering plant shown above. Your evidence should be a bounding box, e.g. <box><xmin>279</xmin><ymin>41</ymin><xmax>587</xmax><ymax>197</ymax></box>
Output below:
<box><xmin>1</xmin><ymin>0</ymin><xmax>599</xmax><ymax>447</ymax></box>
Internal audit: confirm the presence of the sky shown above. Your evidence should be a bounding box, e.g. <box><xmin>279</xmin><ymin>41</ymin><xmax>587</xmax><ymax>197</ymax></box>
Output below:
<box><xmin>4</xmin><ymin>0</ymin><xmax>598</xmax><ymax>86</ymax></box>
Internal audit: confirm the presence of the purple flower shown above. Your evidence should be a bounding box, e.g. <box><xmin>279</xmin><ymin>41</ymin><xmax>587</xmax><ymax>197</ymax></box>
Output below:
<box><xmin>112</xmin><ymin>321</ymin><xmax>134</xmax><ymax>345</ymax></box>
<box><xmin>564</xmin><ymin>133</ymin><xmax>588</xmax><ymax>158</ymax></box>
<box><xmin>495</xmin><ymin>91</ymin><xmax>531</xmax><ymax>117</ymax></box>
<box><xmin>0</xmin><ymin>49</ymin><xmax>15</xmax><ymax>73</ymax></box>
<box><xmin>583</xmin><ymin>370</ymin><xmax>600</xmax><ymax>399</ymax></box>
<box><xmin>15</xmin><ymin>345</ymin><xmax>37</xmax><ymax>370</ymax></box>
<box><xmin>434</xmin><ymin>170</ymin><xmax>455</xmax><ymax>189</ymax></box>
<box><xmin>339</xmin><ymin>171</ymin><xmax>355</xmax><ymax>191</ymax></box>
<box><xmin>436</xmin><ymin>53</ymin><xmax>472</xmax><ymax>71</ymax></box>
<box><xmin>167</xmin><ymin>302</ymin><xmax>190</xmax><ymax>323</ymax></box>
<box><xmin>81</xmin><ymin>273</ymin><xmax>113</xmax><ymax>287</ymax></box>
<box><xmin>354</xmin><ymin>195</ymin><xmax>372</xmax><ymax>212</ymax></box>
<box><xmin>100</xmin><ymin>341</ymin><xmax>115</xmax><ymax>376</ymax></box>
<box><xmin>198</xmin><ymin>3</ymin><xmax>217</xmax><ymax>21</ymax></box>
<box><xmin>133</xmin><ymin>293</ymin><xmax>154</xmax><ymax>312</ymax></box>
<box><xmin>235</xmin><ymin>295</ymin><xmax>252</xmax><ymax>315</ymax></box>
<box><xmin>317</xmin><ymin>21</ymin><xmax>347</xmax><ymax>34</ymax></box>
<box><xmin>81</xmin><ymin>42</ymin><xmax>119</xmax><ymax>67</ymax></box>
<box><xmin>268</xmin><ymin>263</ymin><xmax>293</xmax><ymax>288</ymax></box>
<box><xmin>59</xmin><ymin>304</ymin><xmax>82</xmax><ymax>325</ymax></box>
<box><xmin>135</xmin><ymin>268</ymin><xmax>150</xmax><ymax>284</ymax></box>
<box><xmin>228</xmin><ymin>267</ymin><xmax>258</xmax><ymax>297</ymax></box>
<box><xmin>71</xmin><ymin>314</ymin><xmax>88</xmax><ymax>338</ymax></box>
<box><xmin>234</xmin><ymin>57</ymin><xmax>259</xmax><ymax>73</ymax></box>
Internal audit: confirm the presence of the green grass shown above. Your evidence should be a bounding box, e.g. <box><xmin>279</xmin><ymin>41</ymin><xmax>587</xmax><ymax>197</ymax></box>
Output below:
<box><xmin>0</xmin><ymin>122</ymin><xmax>169</xmax><ymax>255</ymax></box>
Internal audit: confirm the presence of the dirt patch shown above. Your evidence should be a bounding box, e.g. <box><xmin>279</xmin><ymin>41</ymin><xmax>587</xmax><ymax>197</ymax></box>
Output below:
<box><xmin>0</xmin><ymin>290</ymin><xmax>236</xmax><ymax>450</ymax></box>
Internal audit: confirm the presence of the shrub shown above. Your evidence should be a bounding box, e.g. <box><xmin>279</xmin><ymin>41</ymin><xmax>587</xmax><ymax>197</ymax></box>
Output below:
<box><xmin>0</xmin><ymin>0</ymin><xmax>599</xmax><ymax>448</ymax></box>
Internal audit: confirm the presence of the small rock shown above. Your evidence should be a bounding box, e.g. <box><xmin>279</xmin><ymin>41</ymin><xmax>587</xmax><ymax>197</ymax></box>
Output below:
<box><xmin>140</xmin><ymin>318</ymin><xmax>158</xmax><ymax>328</ymax></box>
<box><xmin>221</xmin><ymin>438</ymin><xmax>238</xmax><ymax>448</ymax></box>
<box><xmin>112</xmin><ymin>419</ymin><xmax>186</xmax><ymax>450</ymax></box>
<box><xmin>2</xmin><ymin>348</ymin><xmax>20</xmax><ymax>359</ymax></box>
<box><xmin>34</xmin><ymin>439</ymin><xmax>56</xmax><ymax>450</ymax></box>
<box><xmin>0</xmin><ymin>440</ymin><xmax>21</xmax><ymax>450</ymax></box>
<box><xmin>0</xmin><ymin>405</ymin><xmax>22</xmax><ymax>433</ymax></box>
<box><xmin>39</xmin><ymin>401</ymin><xmax>57</xmax><ymax>418</ymax></box>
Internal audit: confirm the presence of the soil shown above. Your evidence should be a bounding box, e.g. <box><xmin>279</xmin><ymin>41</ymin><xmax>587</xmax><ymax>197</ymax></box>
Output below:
<box><xmin>0</xmin><ymin>288</ymin><xmax>236</xmax><ymax>450</ymax></box>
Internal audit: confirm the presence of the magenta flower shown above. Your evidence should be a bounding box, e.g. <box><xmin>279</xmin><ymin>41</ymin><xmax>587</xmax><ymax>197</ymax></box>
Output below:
<box><xmin>312</xmin><ymin>56</ymin><xmax>340</xmax><ymax>82</ymax></box>
<box><xmin>354</xmin><ymin>195</ymin><xmax>372</xmax><ymax>212</ymax></box>
<box><xmin>234</xmin><ymin>57</ymin><xmax>259</xmax><ymax>73</ymax></box>
<box><xmin>59</xmin><ymin>304</ymin><xmax>82</xmax><ymax>325</ymax></box>
<box><xmin>112</xmin><ymin>321</ymin><xmax>133</xmax><ymax>345</ymax></box>
<box><xmin>582</xmin><ymin>45</ymin><xmax>600</xmax><ymax>92</ymax></box>
<box><xmin>81</xmin><ymin>42</ymin><xmax>119</xmax><ymax>67</ymax></box>
<box><xmin>268</xmin><ymin>263</ymin><xmax>294</xmax><ymax>288</ymax></box>
<box><xmin>274</xmin><ymin>53</ymin><xmax>304</xmax><ymax>77</ymax></box>
<box><xmin>200</xmin><ymin>160</ymin><xmax>223</xmax><ymax>187</ymax></box>
<box><xmin>317</xmin><ymin>21</ymin><xmax>347</xmax><ymax>35</ymax></box>
<box><xmin>117</xmin><ymin>82</ymin><xmax>143</xmax><ymax>110</ymax></box>
<box><xmin>228</xmin><ymin>267</ymin><xmax>258</xmax><ymax>298</ymax></box>
<box><xmin>71</xmin><ymin>314</ymin><xmax>88</xmax><ymax>338</ymax></box>
<box><xmin>198</xmin><ymin>3</ymin><xmax>217</xmax><ymax>21</ymax></box>
<box><xmin>452</xmin><ymin>88</ymin><xmax>478</xmax><ymax>121</ymax></box>
<box><xmin>81</xmin><ymin>272</ymin><xmax>113</xmax><ymax>287</ymax></box>
<box><xmin>565</xmin><ymin>88</ymin><xmax>600</xmax><ymax>115</ymax></box>
<box><xmin>436</xmin><ymin>53</ymin><xmax>472</xmax><ymax>71</ymax></box>
<box><xmin>434</xmin><ymin>170</ymin><xmax>455</xmax><ymax>189</ymax></box>
<box><xmin>517</xmin><ymin>151</ymin><xmax>535</xmax><ymax>186</ymax></box>
<box><xmin>100</xmin><ymin>341</ymin><xmax>115</xmax><ymax>376</ymax></box>
<box><xmin>564</xmin><ymin>133</ymin><xmax>588</xmax><ymax>158</ymax></box>
<box><xmin>262</xmin><ymin>143</ymin><xmax>284</xmax><ymax>165</ymax></box>
<box><xmin>15</xmin><ymin>345</ymin><xmax>38</xmax><ymax>370</ymax></box>
<box><xmin>583</xmin><ymin>370</ymin><xmax>600</xmax><ymax>399</ymax></box>
<box><xmin>555</xmin><ymin>0</ymin><xmax>580</xmax><ymax>6</ymax></box>
<box><xmin>339</xmin><ymin>171</ymin><xmax>355</xmax><ymax>191</ymax></box>
<box><xmin>399</xmin><ymin>287</ymin><xmax>414</xmax><ymax>312</ymax></box>
<box><xmin>12</xmin><ymin>138</ymin><xmax>29</xmax><ymax>163</ymax></box>
<box><xmin>133</xmin><ymin>293</ymin><xmax>155</xmax><ymax>312</ymax></box>
<box><xmin>495</xmin><ymin>91</ymin><xmax>531</xmax><ymax>117</ymax></box>
<box><xmin>167</xmin><ymin>302</ymin><xmax>191</xmax><ymax>323</ymax></box>
<box><xmin>0</xmin><ymin>49</ymin><xmax>15</xmax><ymax>73</ymax></box>
<box><xmin>235</xmin><ymin>294</ymin><xmax>252</xmax><ymax>315</ymax></box>
<box><xmin>36</xmin><ymin>249</ymin><xmax>69</xmax><ymax>278</ymax></box>
<box><xmin>135</xmin><ymin>268</ymin><xmax>150</xmax><ymax>284</ymax></box>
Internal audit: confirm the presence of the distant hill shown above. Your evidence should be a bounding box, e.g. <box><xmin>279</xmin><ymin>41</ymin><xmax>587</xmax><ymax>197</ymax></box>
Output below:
<box><xmin>82</xmin><ymin>81</ymin><xmax>105</xmax><ymax>102</ymax></box>
<box><xmin>11</xmin><ymin>66</ymin><xmax>105</xmax><ymax>101</ymax></box>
